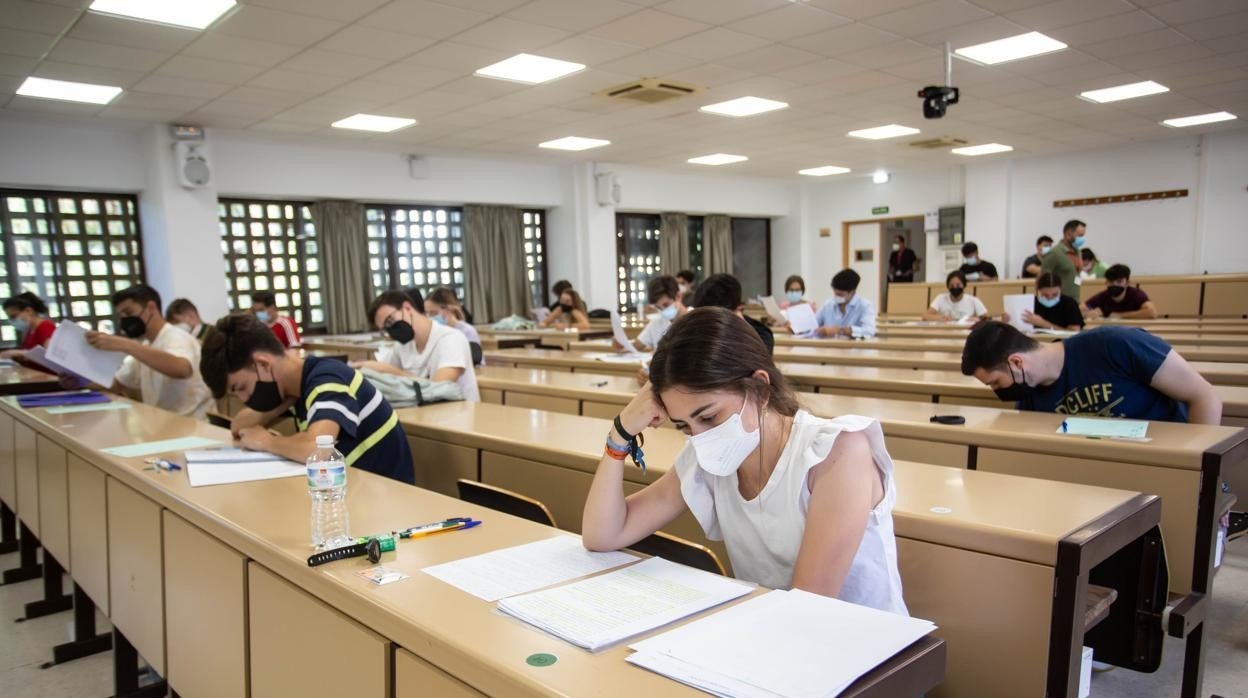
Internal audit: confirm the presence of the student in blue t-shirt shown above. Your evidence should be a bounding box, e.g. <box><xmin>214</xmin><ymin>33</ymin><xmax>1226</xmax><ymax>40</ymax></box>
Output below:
<box><xmin>959</xmin><ymin>321</ymin><xmax>1222</xmax><ymax>425</ymax></box>
<box><xmin>199</xmin><ymin>313</ymin><xmax>414</xmax><ymax>485</ymax></box>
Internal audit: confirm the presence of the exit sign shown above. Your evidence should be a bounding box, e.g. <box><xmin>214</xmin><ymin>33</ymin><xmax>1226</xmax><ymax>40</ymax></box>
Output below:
<box><xmin>872</xmin><ymin>206</ymin><xmax>889</xmax><ymax>215</ymax></box>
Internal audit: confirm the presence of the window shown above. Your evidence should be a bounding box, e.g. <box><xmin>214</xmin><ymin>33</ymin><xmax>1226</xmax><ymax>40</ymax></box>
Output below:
<box><xmin>687</xmin><ymin>216</ymin><xmax>704</xmax><ymax>281</ymax></box>
<box><xmin>616</xmin><ymin>213</ymin><xmax>661</xmax><ymax>313</ymax></box>
<box><xmin>218</xmin><ymin>199</ymin><xmax>325</xmax><ymax>330</ymax></box>
<box><xmin>731</xmin><ymin>217</ymin><xmax>771</xmax><ymax>300</ymax></box>
<box><xmin>365</xmin><ymin>205</ymin><xmax>465</xmax><ymax>303</ymax></box>
<box><xmin>0</xmin><ymin>189</ymin><xmax>144</xmax><ymax>343</ymax></box>
<box><xmin>522</xmin><ymin>209</ymin><xmax>548</xmax><ymax>309</ymax></box>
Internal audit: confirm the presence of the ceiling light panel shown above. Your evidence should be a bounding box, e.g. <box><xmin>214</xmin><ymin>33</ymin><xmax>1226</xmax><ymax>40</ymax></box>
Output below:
<box><xmin>798</xmin><ymin>165</ymin><xmax>851</xmax><ymax>176</ymax></box>
<box><xmin>688</xmin><ymin>153</ymin><xmax>748</xmax><ymax>166</ymax></box>
<box><xmin>700</xmin><ymin>96</ymin><xmax>789</xmax><ymax>117</ymax></box>
<box><xmin>475</xmin><ymin>53</ymin><xmax>585</xmax><ymax>84</ymax></box>
<box><xmin>1162</xmin><ymin>112</ymin><xmax>1237</xmax><ymax>128</ymax></box>
<box><xmin>88</xmin><ymin>0</ymin><xmax>237</xmax><ymax>30</ymax></box>
<box><xmin>331</xmin><ymin>114</ymin><xmax>417</xmax><ymax>132</ymax></box>
<box><xmin>847</xmin><ymin>124</ymin><xmax>920</xmax><ymax>140</ymax></box>
<box><xmin>1079</xmin><ymin>80</ymin><xmax>1168</xmax><ymax>104</ymax></box>
<box><xmin>954</xmin><ymin>32</ymin><xmax>1066</xmax><ymax>66</ymax></box>
<box><xmin>539</xmin><ymin>136</ymin><xmax>611</xmax><ymax>151</ymax></box>
<box><xmin>16</xmin><ymin>76</ymin><xmax>122</xmax><ymax>104</ymax></box>
<box><xmin>951</xmin><ymin>143</ymin><xmax>1013</xmax><ymax>156</ymax></box>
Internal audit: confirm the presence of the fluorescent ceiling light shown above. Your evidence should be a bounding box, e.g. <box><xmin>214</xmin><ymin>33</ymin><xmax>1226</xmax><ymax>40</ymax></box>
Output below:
<box><xmin>539</xmin><ymin>136</ymin><xmax>610</xmax><ymax>151</ymax></box>
<box><xmin>955</xmin><ymin>32</ymin><xmax>1066</xmax><ymax>65</ymax></box>
<box><xmin>16</xmin><ymin>76</ymin><xmax>121</xmax><ymax>104</ymax></box>
<box><xmin>1162</xmin><ymin>111</ymin><xmax>1237</xmax><ymax>128</ymax></box>
<box><xmin>474</xmin><ymin>53</ymin><xmax>584</xmax><ymax>84</ymax></box>
<box><xmin>847</xmin><ymin>124</ymin><xmax>920</xmax><ymax>140</ymax></box>
<box><xmin>89</xmin><ymin>0</ymin><xmax>236</xmax><ymax>30</ymax></box>
<box><xmin>798</xmin><ymin>165</ymin><xmax>851</xmax><ymax>176</ymax></box>
<box><xmin>872</xmin><ymin>170</ymin><xmax>890</xmax><ymax>184</ymax></box>
<box><xmin>331</xmin><ymin>114</ymin><xmax>416</xmax><ymax>133</ymax></box>
<box><xmin>1079</xmin><ymin>80</ymin><xmax>1168</xmax><ymax>104</ymax></box>
<box><xmin>952</xmin><ymin>143</ymin><xmax>1014</xmax><ymax>156</ymax></box>
<box><xmin>688</xmin><ymin>153</ymin><xmax>748</xmax><ymax>166</ymax></box>
<box><xmin>700</xmin><ymin>96</ymin><xmax>789</xmax><ymax>117</ymax></box>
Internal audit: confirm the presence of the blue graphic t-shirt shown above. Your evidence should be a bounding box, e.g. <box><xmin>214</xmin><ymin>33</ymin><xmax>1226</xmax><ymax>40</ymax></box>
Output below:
<box><xmin>1019</xmin><ymin>326</ymin><xmax>1188</xmax><ymax>422</ymax></box>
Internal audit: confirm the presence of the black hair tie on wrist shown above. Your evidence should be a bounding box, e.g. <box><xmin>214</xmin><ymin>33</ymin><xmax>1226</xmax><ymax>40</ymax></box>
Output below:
<box><xmin>612</xmin><ymin>415</ymin><xmax>646</xmax><ymax>473</ymax></box>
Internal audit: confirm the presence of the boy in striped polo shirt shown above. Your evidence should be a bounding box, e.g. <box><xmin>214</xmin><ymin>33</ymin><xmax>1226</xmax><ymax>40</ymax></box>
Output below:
<box><xmin>200</xmin><ymin>314</ymin><xmax>413</xmax><ymax>485</ymax></box>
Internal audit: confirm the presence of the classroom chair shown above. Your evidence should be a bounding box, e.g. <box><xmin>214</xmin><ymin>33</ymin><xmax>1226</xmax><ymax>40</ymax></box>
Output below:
<box><xmin>469</xmin><ymin>342</ymin><xmax>483</xmax><ymax>366</ymax></box>
<box><xmin>627</xmin><ymin>531</ymin><xmax>726</xmax><ymax>576</ymax></box>
<box><xmin>206</xmin><ymin>412</ymin><xmax>232</xmax><ymax>430</ymax></box>
<box><xmin>456</xmin><ymin>479</ymin><xmax>557</xmax><ymax>528</ymax></box>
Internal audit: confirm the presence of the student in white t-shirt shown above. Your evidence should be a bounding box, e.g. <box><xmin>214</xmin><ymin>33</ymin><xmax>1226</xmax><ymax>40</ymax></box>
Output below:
<box><xmin>582</xmin><ymin>307</ymin><xmax>907</xmax><ymax>614</ymax></box>
<box><xmin>619</xmin><ymin>275</ymin><xmax>686</xmax><ymax>353</ymax></box>
<box><xmin>355</xmin><ymin>290</ymin><xmax>480</xmax><ymax>402</ymax></box>
<box><xmin>82</xmin><ymin>284</ymin><xmax>213</xmax><ymax>419</ymax></box>
<box><xmin>923</xmin><ymin>270</ymin><xmax>988</xmax><ymax>322</ymax></box>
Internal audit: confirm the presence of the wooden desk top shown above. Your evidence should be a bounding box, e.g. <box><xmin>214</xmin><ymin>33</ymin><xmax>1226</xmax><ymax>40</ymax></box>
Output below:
<box><xmin>397</xmin><ymin>401</ymin><xmax>1146</xmax><ymax>567</ymax></box>
<box><xmin>302</xmin><ymin>334</ymin><xmax>392</xmax><ymax>352</ymax></box>
<box><xmin>0</xmin><ymin>364</ymin><xmax>62</xmax><ymax>395</ymax></box>
<box><xmin>772</xmin><ymin>335</ymin><xmax>1248</xmax><ymax>363</ymax></box>
<box><xmin>473</xmin><ymin>366</ymin><xmax>1243</xmax><ymax>470</ymax></box>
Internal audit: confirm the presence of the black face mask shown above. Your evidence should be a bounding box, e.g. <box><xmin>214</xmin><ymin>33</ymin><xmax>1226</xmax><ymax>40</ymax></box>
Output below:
<box><xmin>385</xmin><ymin>319</ymin><xmax>415</xmax><ymax>345</ymax></box>
<box><xmin>118</xmin><ymin>315</ymin><xmax>146</xmax><ymax>339</ymax></box>
<box><xmin>245</xmin><ymin>369</ymin><xmax>285</xmax><ymax>412</ymax></box>
<box><xmin>993</xmin><ymin>365</ymin><xmax>1033</xmax><ymax>403</ymax></box>
<box><xmin>560</xmin><ymin>303</ymin><xmax>573</xmax><ymax>314</ymax></box>
<box><xmin>1109</xmin><ymin>285</ymin><xmax>1127</xmax><ymax>298</ymax></box>
<box><xmin>948</xmin><ymin>286</ymin><xmax>964</xmax><ymax>299</ymax></box>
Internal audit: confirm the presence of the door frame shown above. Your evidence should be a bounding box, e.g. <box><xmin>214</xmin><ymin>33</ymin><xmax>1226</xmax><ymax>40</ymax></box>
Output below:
<box><xmin>842</xmin><ymin>215</ymin><xmax>924</xmax><ymax>307</ymax></box>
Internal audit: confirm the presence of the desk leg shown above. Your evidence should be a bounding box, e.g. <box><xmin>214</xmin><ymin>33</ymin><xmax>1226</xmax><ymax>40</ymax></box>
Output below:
<box><xmin>0</xmin><ymin>502</ymin><xmax>17</xmax><ymax>554</ymax></box>
<box><xmin>47</xmin><ymin>584</ymin><xmax>112</xmax><ymax>666</ymax></box>
<box><xmin>1</xmin><ymin>522</ymin><xmax>41</xmax><ymax>585</ymax></box>
<box><xmin>20</xmin><ymin>554</ymin><xmax>73</xmax><ymax>619</ymax></box>
<box><xmin>111</xmin><ymin>628</ymin><xmax>167</xmax><ymax>698</ymax></box>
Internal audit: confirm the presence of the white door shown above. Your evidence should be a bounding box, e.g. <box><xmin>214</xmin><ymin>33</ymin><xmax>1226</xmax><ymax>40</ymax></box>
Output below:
<box><xmin>848</xmin><ymin>222</ymin><xmax>883</xmax><ymax>304</ymax></box>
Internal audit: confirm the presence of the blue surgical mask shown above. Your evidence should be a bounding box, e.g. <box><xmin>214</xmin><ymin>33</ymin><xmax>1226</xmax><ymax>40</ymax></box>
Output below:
<box><xmin>964</xmin><ymin>256</ymin><xmax>978</xmax><ymax>265</ymax></box>
<box><xmin>1039</xmin><ymin>244</ymin><xmax>1052</xmax><ymax>255</ymax></box>
<box><xmin>255</xmin><ymin>310</ymin><xmax>272</xmax><ymax>323</ymax></box>
<box><xmin>432</xmin><ymin>315</ymin><xmax>447</xmax><ymax>325</ymax></box>
<box><xmin>785</xmin><ymin>291</ymin><xmax>803</xmax><ymax>303</ymax></box>
<box><xmin>1072</xmin><ymin>236</ymin><xmax>1086</xmax><ymax>249</ymax></box>
<box><xmin>660</xmin><ymin>304</ymin><xmax>678</xmax><ymax>321</ymax></box>
<box><xmin>10</xmin><ymin>317</ymin><xmax>28</xmax><ymax>333</ymax></box>
<box><xmin>1036</xmin><ymin>294</ymin><xmax>1060</xmax><ymax>308</ymax></box>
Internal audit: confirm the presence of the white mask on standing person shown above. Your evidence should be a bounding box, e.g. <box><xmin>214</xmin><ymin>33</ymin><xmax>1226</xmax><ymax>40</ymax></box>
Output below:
<box><xmin>690</xmin><ymin>399</ymin><xmax>761</xmax><ymax>476</ymax></box>
<box><xmin>891</xmin><ymin>243</ymin><xmax>900</xmax><ymax>251</ymax></box>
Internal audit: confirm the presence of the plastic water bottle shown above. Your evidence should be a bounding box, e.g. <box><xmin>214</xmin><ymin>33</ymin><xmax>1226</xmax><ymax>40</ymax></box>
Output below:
<box><xmin>307</xmin><ymin>434</ymin><xmax>350</xmax><ymax>549</ymax></box>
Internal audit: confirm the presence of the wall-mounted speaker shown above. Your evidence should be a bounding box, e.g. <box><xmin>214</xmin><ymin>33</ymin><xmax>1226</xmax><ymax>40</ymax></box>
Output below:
<box><xmin>173</xmin><ymin>141</ymin><xmax>211</xmax><ymax>189</ymax></box>
<box><xmin>596</xmin><ymin>172</ymin><xmax>620</xmax><ymax>207</ymax></box>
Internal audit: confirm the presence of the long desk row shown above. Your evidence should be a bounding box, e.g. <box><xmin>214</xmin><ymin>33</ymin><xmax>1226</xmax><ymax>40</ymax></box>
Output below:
<box><xmin>398</xmin><ymin>401</ymin><xmax>1166</xmax><ymax>698</ymax></box>
<box><xmin>483</xmin><ymin>349</ymin><xmax>1248</xmax><ymax>426</ymax></box>
<box><xmin>0</xmin><ymin>395</ymin><xmax>944</xmax><ymax>698</ymax></box>
<box><xmin>767</xmin><ymin>334</ymin><xmax>1248</xmax><ymax>363</ymax></box>
<box><xmin>874</xmin><ymin>325</ymin><xmax>1248</xmax><ymax>346</ymax></box>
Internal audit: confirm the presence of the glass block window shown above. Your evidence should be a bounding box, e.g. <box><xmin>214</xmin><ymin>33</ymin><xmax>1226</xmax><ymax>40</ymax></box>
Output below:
<box><xmin>522</xmin><ymin>209</ymin><xmax>547</xmax><ymax>309</ymax></box>
<box><xmin>615</xmin><ymin>213</ymin><xmax>662</xmax><ymax>313</ymax></box>
<box><xmin>217</xmin><ymin>199</ymin><xmax>325</xmax><ymax>330</ymax></box>
<box><xmin>364</xmin><ymin>205</ymin><xmax>465</xmax><ymax>303</ymax></box>
<box><xmin>0</xmin><ymin>189</ymin><xmax>144</xmax><ymax>343</ymax></box>
<box><xmin>687</xmin><ymin>215</ymin><xmax>705</xmax><ymax>281</ymax></box>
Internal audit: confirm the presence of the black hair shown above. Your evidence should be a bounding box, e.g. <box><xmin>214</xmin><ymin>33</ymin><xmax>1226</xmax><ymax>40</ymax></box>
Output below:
<box><xmin>1035</xmin><ymin>272</ymin><xmax>1062</xmax><ymax>290</ymax></box>
<box><xmin>368</xmin><ymin>290</ymin><xmax>416</xmax><ymax>327</ymax></box>
<box><xmin>961</xmin><ymin>242</ymin><xmax>978</xmax><ymax>256</ymax></box>
<box><xmin>401</xmin><ymin>287</ymin><xmax>426</xmax><ymax>314</ymax></box>
<box><xmin>1105</xmin><ymin>264</ymin><xmax>1131</xmax><ymax>283</ymax></box>
<box><xmin>551</xmin><ymin>279</ymin><xmax>572</xmax><ymax>297</ymax></box>
<box><xmin>252</xmin><ymin>290</ymin><xmax>276</xmax><ymax>308</ymax></box>
<box><xmin>831</xmin><ymin>269</ymin><xmax>861</xmax><ymax>292</ymax></box>
<box><xmin>3</xmin><ymin>291</ymin><xmax>48</xmax><ymax>315</ymax></box>
<box><xmin>112</xmin><ymin>284</ymin><xmax>162</xmax><ymax>312</ymax></box>
<box><xmin>647</xmin><ymin>275</ymin><xmax>679</xmax><ymax>305</ymax></box>
<box><xmin>199</xmin><ymin>313</ymin><xmax>285</xmax><ymax>399</ymax></box>
<box><xmin>1063</xmin><ymin>219</ymin><xmax>1086</xmax><ymax>234</ymax></box>
<box><xmin>165</xmin><ymin>298</ymin><xmax>198</xmax><ymax>322</ymax></box>
<box><xmin>783</xmin><ymin>275</ymin><xmax>805</xmax><ymax>294</ymax></box>
<box><xmin>946</xmin><ymin>270</ymin><xmax>967</xmax><ymax>287</ymax></box>
<box><xmin>1080</xmin><ymin>248</ymin><xmax>1097</xmax><ymax>262</ymax></box>
<box><xmin>676</xmin><ymin>270</ymin><xmax>696</xmax><ymax>284</ymax></box>
<box><xmin>961</xmin><ymin>320</ymin><xmax>1041</xmax><ymax>376</ymax></box>
<box><xmin>690</xmin><ymin>273</ymin><xmax>741</xmax><ymax>310</ymax></box>
<box><xmin>1036</xmin><ymin>235</ymin><xmax>1053</xmax><ymax>246</ymax></box>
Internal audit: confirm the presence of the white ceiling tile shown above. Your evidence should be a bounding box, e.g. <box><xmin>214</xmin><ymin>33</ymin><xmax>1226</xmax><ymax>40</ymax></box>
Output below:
<box><xmin>434</xmin><ymin>74</ymin><xmax>529</xmax><ymax>98</ymax></box>
<box><xmin>34</xmin><ymin>59</ymin><xmax>146</xmax><ymax>86</ymax></box>
<box><xmin>27</xmin><ymin>0</ymin><xmax>89</xmax><ymax>7</ymax></box>
<box><xmin>538</xmin><ymin>34</ymin><xmax>645</xmax><ymax>66</ymax></box>
<box><xmin>663</xmin><ymin>27</ymin><xmax>771</xmax><ymax>62</ymax></box>
<box><xmin>994</xmin><ymin>47</ymin><xmax>1096</xmax><ymax>75</ymax></box>
<box><xmin>47</xmin><ymin>37</ymin><xmax>169</xmax><ymax>72</ymax></box>
<box><xmin>0</xmin><ymin>27</ymin><xmax>57</xmax><ymax>58</ymax></box>
<box><xmin>0</xmin><ymin>53</ymin><xmax>36</xmax><ymax>76</ymax></box>
<box><xmin>1005</xmin><ymin>0</ymin><xmax>1135</xmax><ymax>31</ymax></box>
<box><xmin>725</xmin><ymin>4</ymin><xmax>850</xmax><ymax>42</ymax></box>
<box><xmin>96</xmin><ymin>105</ymin><xmax>191</xmax><ymax>122</ymax></box>
<box><xmin>505</xmin><ymin>0</ymin><xmax>640</xmax><ymax>32</ymax></box>
<box><xmin>357</xmin><ymin>1</ymin><xmax>493</xmax><ymax>39</ymax></box>
<box><xmin>362</xmin><ymin>62</ymin><xmax>459</xmax><ymax>90</ymax></box>
<box><xmin>1149</xmin><ymin>0</ymin><xmax>1245</xmax><ymax>25</ymax></box>
<box><xmin>6</xmin><ymin>94</ymin><xmax>102</xmax><ymax>114</ymax></box>
<box><xmin>1178</xmin><ymin>11</ymin><xmax>1248</xmax><ymax>42</ymax></box>
<box><xmin>654</xmin><ymin>0</ymin><xmax>788</xmax><ymax>24</ymax></box>
<box><xmin>596</xmin><ymin>47</ymin><xmax>705</xmax><ymax>76</ymax></box>
<box><xmin>111</xmin><ymin>91</ymin><xmax>209</xmax><ymax>111</ymax></box>
<box><xmin>662</xmin><ymin>62</ymin><xmax>754</xmax><ymax>87</ymax></box>
<box><xmin>248</xmin><ymin>120</ymin><xmax>322</xmax><ymax>135</ymax></box>
<box><xmin>270</xmin><ymin>101</ymin><xmax>361</xmax><ymax>126</ymax></box>
<box><xmin>718</xmin><ymin>43</ymin><xmax>822</xmax><ymax>72</ymax></box>
<box><xmin>1110</xmin><ymin>43</ymin><xmax>1215</xmax><ymax>71</ymax></box>
<box><xmin>404</xmin><ymin>41</ymin><xmax>509</xmax><ymax>72</ymax></box>
<box><xmin>820</xmin><ymin>69</ymin><xmax>908</xmax><ymax>94</ymax></box>
<box><xmin>0</xmin><ymin>0</ymin><xmax>79</xmax><ymax>34</ymax></box>
<box><xmin>132</xmin><ymin>74</ymin><xmax>235</xmax><ymax>99</ymax></box>
<box><xmin>246</xmin><ymin>0</ymin><xmax>390</xmax><ymax>22</ymax></box>
<box><xmin>805</xmin><ymin>0</ymin><xmax>929</xmax><ymax>21</ymax></box>
<box><xmin>1031</xmin><ymin>62</ymin><xmax>1134</xmax><ymax>89</ymax></box>
<box><xmin>277</xmin><ymin>49</ymin><xmax>388</xmax><ymax>80</ymax></box>
<box><xmin>451</xmin><ymin>17</ymin><xmax>570</xmax><ymax>52</ymax></box>
<box><xmin>316</xmin><ymin>26</ymin><xmax>435</xmax><ymax>61</ymax></box>
<box><xmin>1045</xmin><ymin>10</ymin><xmax>1163</xmax><ymax>47</ymax></box>
<box><xmin>913</xmin><ymin>16</ymin><xmax>1030</xmax><ymax>50</ymax></box>
<box><xmin>961</xmin><ymin>0</ymin><xmax>1052</xmax><ymax>11</ymax></box>
<box><xmin>865</xmin><ymin>0</ymin><xmax>991</xmax><ymax>37</ymax></box>
<box><xmin>435</xmin><ymin>0</ymin><xmax>541</xmax><ymax>11</ymax></box>
<box><xmin>771</xmin><ymin>58</ymin><xmax>864</xmax><ymax>85</ymax></box>
<box><xmin>588</xmin><ymin>9</ymin><xmax>709</xmax><ymax>47</ymax></box>
<box><xmin>187</xmin><ymin>101</ymin><xmax>286</xmax><ymax>128</ymax></box>
<box><xmin>213</xmin><ymin>5</ymin><xmax>343</xmax><ymax>46</ymax></box>
<box><xmin>182</xmin><ymin>33</ymin><xmax>304</xmax><ymax>68</ymax></box>
<box><xmin>838</xmin><ymin>40</ymin><xmax>940</xmax><ymax>70</ymax></box>
<box><xmin>785</xmin><ymin>23</ymin><xmax>900</xmax><ymax>57</ymax></box>
<box><xmin>1082</xmin><ymin>29</ymin><xmax>1191</xmax><ymax>60</ymax></box>
<box><xmin>246</xmin><ymin>68</ymin><xmax>351</xmax><ymax>94</ymax></box>
<box><xmin>155</xmin><ymin>55</ymin><xmax>268</xmax><ymax>84</ymax></box>
<box><xmin>218</xmin><ymin>86</ymin><xmax>309</xmax><ymax>108</ymax></box>
<box><xmin>68</xmin><ymin>11</ymin><xmax>199</xmax><ymax>52</ymax></box>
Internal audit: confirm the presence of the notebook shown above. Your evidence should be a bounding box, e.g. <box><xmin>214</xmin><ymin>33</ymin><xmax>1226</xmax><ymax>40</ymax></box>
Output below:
<box><xmin>784</xmin><ymin>303</ymin><xmax>818</xmax><ymax>336</ymax></box>
<box><xmin>45</xmin><ymin>320</ymin><xmax>125</xmax><ymax>387</ymax></box>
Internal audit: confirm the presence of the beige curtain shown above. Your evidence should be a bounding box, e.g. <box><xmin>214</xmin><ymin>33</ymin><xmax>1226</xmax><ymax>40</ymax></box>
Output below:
<box><xmin>463</xmin><ymin>204</ymin><xmax>528</xmax><ymax>324</ymax></box>
<box><xmin>312</xmin><ymin>200</ymin><xmax>371</xmax><ymax>334</ymax></box>
<box><xmin>703</xmin><ymin>214</ymin><xmax>733</xmax><ymax>276</ymax></box>
<box><xmin>659</xmin><ymin>212</ymin><xmax>689</xmax><ymax>275</ymax></box>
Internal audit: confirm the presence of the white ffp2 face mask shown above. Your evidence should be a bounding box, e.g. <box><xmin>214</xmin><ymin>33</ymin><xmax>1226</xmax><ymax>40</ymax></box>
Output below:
<box><xmin>690</xmin><ymin>400</ymin><xmax>761</xmax><ymax>476</ymax></box>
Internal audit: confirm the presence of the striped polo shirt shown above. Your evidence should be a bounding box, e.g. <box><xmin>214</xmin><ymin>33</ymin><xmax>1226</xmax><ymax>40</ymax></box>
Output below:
<box><xmin>295</xmin><ymin>357</ymin><xmax>414</xmax><ymax>485</ymax></box>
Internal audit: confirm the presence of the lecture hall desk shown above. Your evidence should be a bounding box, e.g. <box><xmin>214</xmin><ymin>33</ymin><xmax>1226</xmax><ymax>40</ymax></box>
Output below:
<box><xmin>399</xmin><ymin>401</ymin><xmax>1165</xmax><ymax>698</ymax></box>
<box><xmin>0</xmin><ymin>364</ymin><xmax>68</xmax><ymax>557</ymax></box>
<box><xmin>0</xmin><ymin>396</ymin><xmax>944</xmax><ymax>698</ymax></box>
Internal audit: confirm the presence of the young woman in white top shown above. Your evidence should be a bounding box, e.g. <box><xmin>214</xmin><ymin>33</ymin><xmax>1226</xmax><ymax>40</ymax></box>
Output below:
<box><xmin>922</xmin><ymin>269</ymin><xmax>988</xmax><ymax>323</ymax></box>
<box><xmin>582</xmin><ymin>307</ymin><xmax>907</xmax><ymax>614</ymax></box>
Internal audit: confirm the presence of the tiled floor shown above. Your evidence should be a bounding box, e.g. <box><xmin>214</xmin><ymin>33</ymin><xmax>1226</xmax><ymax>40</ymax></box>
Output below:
<box><xmin>1</xmin><ymin>539</ymin><xmax>1246</xmax><ymax>696</ymax></box>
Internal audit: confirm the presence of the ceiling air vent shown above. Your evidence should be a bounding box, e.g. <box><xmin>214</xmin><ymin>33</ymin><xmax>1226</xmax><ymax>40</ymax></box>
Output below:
<box><xmin>597</xmin><ymin>78</ymin><xmax>703</xmax><ymax>104</ymax></box>
<box><xmin>909</xmin><ymin>136</ymin><xmax>969</xmax><ymax>149</ymax></box>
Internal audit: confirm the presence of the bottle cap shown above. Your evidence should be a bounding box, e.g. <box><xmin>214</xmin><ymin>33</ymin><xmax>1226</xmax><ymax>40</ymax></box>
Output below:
<box><xmin>315</xmin><ymin>434</ymin><xmax>334</xmax><ymax>447</ymax></box>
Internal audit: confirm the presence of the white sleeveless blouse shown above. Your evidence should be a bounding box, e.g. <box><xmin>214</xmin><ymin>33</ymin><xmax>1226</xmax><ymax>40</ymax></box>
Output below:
<box><xmin>673</xmin><ymin>411</ymin><xmax>908</xmax><ymax>615</ymax></box>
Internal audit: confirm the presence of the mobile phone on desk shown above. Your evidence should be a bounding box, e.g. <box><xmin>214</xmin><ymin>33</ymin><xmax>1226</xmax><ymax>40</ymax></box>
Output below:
<box><xmin>930</xmin><ymin>415</ymin><xmax>965</xmax><ymax>425</ymax></box>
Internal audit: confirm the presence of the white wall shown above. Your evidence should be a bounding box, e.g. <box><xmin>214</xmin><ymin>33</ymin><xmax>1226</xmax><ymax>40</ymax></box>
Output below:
<box><xmin>1198</xmin><ymin>130</ymin><xmax>1248</xmax><ymax>274</ymax></box>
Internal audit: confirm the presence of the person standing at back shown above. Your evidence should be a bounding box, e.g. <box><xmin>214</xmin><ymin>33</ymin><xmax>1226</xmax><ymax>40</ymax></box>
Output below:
<box><xmin>251</xmin><ymin>290</ymin><xmax>301</xmax><ymax>348</ymax></box>
<box><xmin>888</xmin><ymin>234</ymin><xmax>919</xmax><ymax>283</ymax></box>
<box><xmin>1041</xmin><ymin>220</ymin><xmax>1086</xmax><ymax>301</ymax></box>
<box><xmin>1021</xmin><ymin>236</ymin><xmax>1053</xmax><ymax>278</ymax></box>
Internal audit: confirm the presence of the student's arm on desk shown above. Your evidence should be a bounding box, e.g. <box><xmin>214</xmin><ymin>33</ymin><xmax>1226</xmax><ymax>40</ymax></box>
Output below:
<box><xmin>1113</xmin><ymin>301</ymin><xmax>1159</xmax><ymax>319</ymax></box>
<box><xmin>538</xmin><ymin>307</ymin><xmax>564</xmax><ymax>328</ymax></box>
<box><xmin>238</xmin><ymin>419</ymin><xmax>337</xmax><ymax>463</ymax></box>
<box><xmin>569</xmin><ymin>308</ymin><xmax>591</xmax><ymax>331</ymax></box>
<box><xmin>791</xmin><ymin>430</ymin><xmax>879</xmax><ymax>597</ymax></box>
<box><xmin>921</xmin><ymin>307</ymin><xmax>951</xmax><ymax>321</ymax></box>
<box><xmin>231</xmin><ymin>399</ymin><xmax>296</xmax><ymax>437</ymax></box>
<box><xmin>432</xmin><ymin>366</ymin><xmax>463</xmax><ymax>383</ymax></box>
<box><xmin>1150</xmin><ymin>351</ymin><xmax>1222</xmax><ymax>426</ymax></box>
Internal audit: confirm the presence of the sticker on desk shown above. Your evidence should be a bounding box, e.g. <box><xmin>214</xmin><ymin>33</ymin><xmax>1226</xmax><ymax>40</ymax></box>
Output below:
<box><xmin>356</xmin><ymin>565</ymin><xmax>408</xmax><ymax>586</ymax></box>
<box><xmin>526</xmin><ymin>653</ymin><xmax>558</xmax><ymax>667</ymax></box>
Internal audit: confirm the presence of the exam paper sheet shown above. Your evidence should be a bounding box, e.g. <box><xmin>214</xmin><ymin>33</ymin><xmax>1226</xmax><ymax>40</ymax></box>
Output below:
<box><xmin>45</xmin><ymin>320</ymin><xmax>125</xmax><ymax>387</ymax></box>
<box><xmin>422</xmin><ymin>535</ymin><xmax>637</xmax><ymax>601</ymax></box>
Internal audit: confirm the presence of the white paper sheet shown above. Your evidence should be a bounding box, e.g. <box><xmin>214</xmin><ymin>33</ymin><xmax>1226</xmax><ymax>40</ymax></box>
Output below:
<box><xmin>45</xmin><ymin>320</ymin><xmax>125</xmax><ymax>387</ymax></box>
<box><xmin>422</xmin><ymin>535</ymin><xmax>637</xmax><ymax>602</ymax></box>
<box><xmin>759</xmin><ymin>296</ymin><xmax>787</xmax><ymax>324</ymax></box>
<box><xmin>784</xmin><ymin>303</ymin><xmax>818</xmax><ymax>336</ymax></box>
<box><xmin>498</xmin><ymin>557</ymin><xmax>754</xmax><ymax>651</ymax></box>
<box><xmin>1059</xmin><ymin>416</ymin><xmax>1149</xmax><ymax>440</ymax></box>
<box><xmin>629</xmin><ymin>589</ymin><xmax>936</xmax><ymax>698</ymax></box>
<box><xmin>24</xmin><ymin>346</ymin><xmax>72</xmax><ymax>376</ymax></box>
<box><xmin>1003</xmin><ymin>294</ymin><xmax>1035</xmax><ymax>334</ymax></box>
<box><xmin>186</xmin><ymin>459</ymin><xmax>305</xmax><ymax>487</ymax></box>
<box><xmin>185</xmin><ymin>448</ymin><xmax>286</xmax><ymax>463</ymax></box>
<box><xmin>587</xmin><ymin>352</ymin><xmax>649</xmax><ymax>364</ymax></box>
<box><xmin>611</xmin><ymin>310</ymin><xmax>643</xmax><ymax>356</ymax></box>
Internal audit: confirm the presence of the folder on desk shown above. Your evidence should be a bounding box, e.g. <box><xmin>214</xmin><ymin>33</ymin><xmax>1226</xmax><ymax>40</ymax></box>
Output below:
<box><xmin>18</xmin><ymin>390</ymin><xmax>111</xmax><ymax>408</ymax></box>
